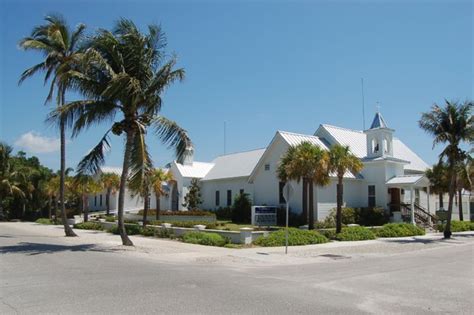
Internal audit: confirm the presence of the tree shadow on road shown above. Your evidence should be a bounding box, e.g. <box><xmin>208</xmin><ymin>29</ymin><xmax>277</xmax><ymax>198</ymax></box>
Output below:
<box><xmin>380</xmin><ymin>233</ymin><xmax>474</xmax><ymax>245</ymax></box>
<box><xmin>0</xmin><ymin>242</ymin><xmax>120</xmax><ymax>256</ymax></box>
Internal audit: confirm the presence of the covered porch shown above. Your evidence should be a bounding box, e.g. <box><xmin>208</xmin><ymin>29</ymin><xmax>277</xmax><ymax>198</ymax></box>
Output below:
<box><xmin>386</xmin><ymin>175</ymin><xmax>435</xmax><ymax>227</ymax></box>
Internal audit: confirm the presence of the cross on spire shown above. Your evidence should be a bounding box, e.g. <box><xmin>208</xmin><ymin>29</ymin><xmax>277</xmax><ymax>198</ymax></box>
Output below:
<box><xmin>375</xmin><ymin>101</ymin><xmax>381</xmax><ymax>113</ymax></box>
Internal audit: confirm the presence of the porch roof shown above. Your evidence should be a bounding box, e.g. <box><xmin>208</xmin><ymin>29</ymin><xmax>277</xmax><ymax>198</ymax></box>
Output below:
<box><xmin>386</xmin><ymin>175</ymin><xmax>430</xmax><ymax>187</ymax></box>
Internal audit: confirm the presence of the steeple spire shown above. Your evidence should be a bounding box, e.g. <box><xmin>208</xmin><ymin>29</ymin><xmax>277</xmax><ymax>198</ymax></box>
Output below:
<box><xmin>369</xmin><ymin>111</ymin><xmax>388</xmax><ymax>129</ymax></box>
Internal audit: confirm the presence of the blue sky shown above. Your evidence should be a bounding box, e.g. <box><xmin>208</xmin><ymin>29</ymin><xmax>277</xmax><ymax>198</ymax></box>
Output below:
<box><xmin>0</xmin><ymin>0</ymin><xmax>472</xmax><ymax>171</ymax></box>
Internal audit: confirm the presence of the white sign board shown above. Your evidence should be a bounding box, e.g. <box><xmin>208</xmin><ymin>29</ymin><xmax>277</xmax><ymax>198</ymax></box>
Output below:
<box><xmin>251</xmin><ymin>206</ymin><xmax>277</xmax><ymax>226</ymax></box>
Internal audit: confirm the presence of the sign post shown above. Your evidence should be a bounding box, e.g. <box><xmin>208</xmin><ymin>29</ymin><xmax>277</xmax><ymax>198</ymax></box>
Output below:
<box><xmin>282</xmin><ymin>182</ymin><xmax>294</xmax><ymax>255</ymax></box>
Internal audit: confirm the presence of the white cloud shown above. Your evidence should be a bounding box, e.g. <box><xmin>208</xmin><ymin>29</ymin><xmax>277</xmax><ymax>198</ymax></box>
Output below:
<box><xmin>14</xmin><ymin>131</ymin><xmax>61</xmax><ymax>154</ymax></box>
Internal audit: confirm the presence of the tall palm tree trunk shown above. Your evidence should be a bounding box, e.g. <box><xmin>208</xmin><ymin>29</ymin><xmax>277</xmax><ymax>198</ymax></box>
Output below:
<box><xmin>439</xmin><ymin>193</ymin><xmax>443</xmax><ymax>209</ymax></box>
<box><xmin>156</xmin><ymin>192</ymin><xmax>161</xmax><ymax>221</ymax></box>
<box><xmin>336</xmin><ymin>177</ymin><xmax>343</xmax><ymax>234</ymax></box>
<box><xmin>308</xmin><ymin>181</ymin><xmax>314</xmax><ymax>230</ymax></box>
<box><xmin>458</xmin><ymin>189</ymin><xmax>463</xmax><ymax>221</ymax></box>
<box><xmin>48</xmin><ymin>197</ymin><xmax>52</xmax><ymax>219</ymax></box>
<box><xmin>302</xmin><ymin>179</ymin><xmax>308</xmax><ymax>225</ymax></box>
<box><xmin>83</xmin><ymin>194</ymin><xmax>89</xmax><ymax>222</ymax></box>
<box><xmin>142</xmin><ymin>188</ymin><xmax>149</xmax><ymax>228</ymax></box>
<box><xmin>106</xmin><ymin>188</ymin><xmax>111</xmax><ymax>216</ymax></box>
<box><xmin>444</xmin><ymin>163</ymin><xmax>457</xmax><ymax>239</ymax></box>
<box><xmin>59</xmin><ymin>117</ymin><xmax>76</xmax><ymax>237</ymax></box>
<box><xmin>117</xmin><ymin>130</ymin><xmax>134</xmax><ymax>246</ymax></box>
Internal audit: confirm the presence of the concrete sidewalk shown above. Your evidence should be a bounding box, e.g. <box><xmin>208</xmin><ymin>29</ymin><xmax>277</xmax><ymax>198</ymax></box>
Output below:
<box><xmin>1</xmin><ymin>222</ymin><xmax>473</xmax><ymax>267</ymax></box>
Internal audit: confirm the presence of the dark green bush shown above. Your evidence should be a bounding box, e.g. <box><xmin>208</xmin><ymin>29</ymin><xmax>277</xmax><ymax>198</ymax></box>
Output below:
<box><xmin>277</xmin><ymin>207</ymin><xmax>306</xmax><ymax>227</ymax></box>
<box><xmin>35</xmin><ymin>218</ymin><xmax>54</xmax><ymax>225</ymax></box>
<box><xmin>356</xmin><ymin>207</ymin><xmax>389</xmax><ymax>226</ymax></box>
<box><xmin>336</xmin><ymin>226</ymin><xmax>376</xmax><ymax>241</ymax></box>
<box><xmin>231</xmin><ymin>193</ymin><xmax>252</xmax><ymax>224</ymax></box>
<box><xmin>254</xmin><ymin>228</ymin><xmax>328</xmax><ymax>247</ymax></box>
<box><xmin>181</xmin><ymin>232</ymin><xmax>230</xmax><ymax>247</ymax></box>
<box><xmin>74</xmin><ymin>222</ymin><xmax>103</xmax><ymax>230</ymax></box>
<box><xmin>155</xmin><ymin>228</ymin><xmax>174</xmax><ymax>239</ymax></box>
<box><xmin>140</xmin><ymin>227</ymin><xmax>155</xmax><ymax>237</ymax></box>
<box><xmin>376</xmin><ymin>223</ymin><xmax>425</xmax><ymax>238</ymax></box>
<box><xmin>214</xmin><ymin>207</ymin><xmax>232</xmax><ymax>220</ymax></box>
<box><xmin>437</xmin><ymin>220</ymin><xmax>474</xmax><ymax>232</ymax></box>
<box><xmin>105</xmin><ymin>216</ymin><xmax>116</xmax><ymax>222</ymax></box>
<box><xmin>107</xmin><ymin>224</ymin><xmax>142</xmax><ymax>235</ymax></box>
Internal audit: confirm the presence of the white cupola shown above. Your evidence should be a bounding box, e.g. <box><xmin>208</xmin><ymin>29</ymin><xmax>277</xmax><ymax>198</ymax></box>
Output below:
<box><xmin>364</xmin><ymin>111</ymin><xmax>394</xmax><ymax>158</ymax></box>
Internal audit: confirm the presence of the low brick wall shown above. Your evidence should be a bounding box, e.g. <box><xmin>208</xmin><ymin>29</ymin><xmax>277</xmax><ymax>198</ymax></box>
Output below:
<box><xmin>96</xmin><ymin>221</ymin><xmax>267</xmax><ymax>244</ymax></box>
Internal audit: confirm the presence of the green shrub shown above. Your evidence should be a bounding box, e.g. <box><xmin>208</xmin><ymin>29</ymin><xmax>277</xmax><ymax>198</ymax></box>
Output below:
<box><xmin>73</xmin><ymin>222</ymin><xmax>103</xmax><ymax>231</ymax></box>
<box><xmin>254</xmin><ymin>228</ymin><xmax>329</xmax><ymax>247</ymax></box>
<box><xmin>107</xmin><ymin>224</ymin><xmax>142</xmax><ymax>235</ymax></box>
<box><xmin>155</xmin><ymin>228</ymin><xmax>174</xmax><ymax>239</ymax></box>
<box><xmin>105</xmin><ymin>216</ymin><xmax>116</xmax><ymax>222</ymax></box>
<box><xmin>214</xmin><ymin>207</ymin><xmax>232</xmax><ymax>220</ymax></box>
<box><xmin>324</xmin><ymin>207</ymin><xmax>357</xmax><ymax>226</ymax></box>
<box><xmin>356</xmin><ymin>207</ymin><xmax>389</xmax><ymax>226</ymax></box>
<box><xmin>376</xmin><ymin>223</ymin><xmax>425</xmax><ymax>238</ymax></box>
<box><xmin>140</xmin><ymin>227</ymin><xmax>155</xmax><ymax>237</ymax></box>
<box><xmin>231</xmin><ymin>193</ymin><xmax>252</xmax><ymax>224</ymax></box>
<box><xmin>35</xmin><ymin>218</ymin><xmax>53</xmax><ymax>225</ymax></box>
<box><xmin>336</xmin><ymin>226</ymin><xmax>376</xmax><ymax>241</ymax></box>
<box><xmin>181</xmin><ymin>232</ymin><xmax>230</xmax><ymax>247</ymax></box>
<box><xmin>137</xmin><ymin>209</ymin><xmax>215</xmax><ymax>217</ymax></box>
<box><xmin>437</xmin><ymin>220</ymin><xmax>474</xmax><ymax>232</ymax></box>
<box><xmin>317</xmin><ymin>228</ymin><xmax>337</xmax><ymax>240</ymax></box>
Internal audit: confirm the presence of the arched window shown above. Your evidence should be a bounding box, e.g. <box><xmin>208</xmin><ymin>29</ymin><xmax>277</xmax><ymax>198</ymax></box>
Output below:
<box><xmin>372</xmin><ymin>139</ymin><xmax>379</xmax><ymax>153</ymax></box>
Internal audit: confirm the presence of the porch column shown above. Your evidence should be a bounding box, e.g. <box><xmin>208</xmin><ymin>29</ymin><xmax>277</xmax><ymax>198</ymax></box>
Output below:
<box><xmin>410</xmin><ymin>186</ymin><xmax>415</xmax><ymax>225</ymax></box>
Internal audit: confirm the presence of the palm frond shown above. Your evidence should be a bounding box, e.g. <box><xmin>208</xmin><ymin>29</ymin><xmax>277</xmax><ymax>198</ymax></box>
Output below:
<box><xmin>18</xmin><ymin>62</ymin><xmax>47</xmax><ymax>85</ymax></box>
<box><xmin>76</xmin><ymin>131</ymin><xmax>111</xmax><ymax>175</ymax></box>
<box><xmin>152</xmin><ymin>116</ymin><xmax>192</xmax><ymax>162</ymax></box>
<box><xmin>128</xmin><ymin>123</ymin><xmax>153</xmax><ymax>191</ymax></box>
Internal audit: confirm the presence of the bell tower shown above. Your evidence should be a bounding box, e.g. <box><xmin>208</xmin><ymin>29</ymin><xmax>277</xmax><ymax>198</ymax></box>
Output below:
<box><xmin>364</xmin><ymin>111</ymin><xmax>394</xmax><ymax>158</ymax></box>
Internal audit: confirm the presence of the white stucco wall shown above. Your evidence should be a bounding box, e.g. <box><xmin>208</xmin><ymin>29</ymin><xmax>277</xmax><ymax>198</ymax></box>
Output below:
<box><xmin>200</xmin><ymin>177</ymin><xmax>254</xmax><ymax>210</ymax></box>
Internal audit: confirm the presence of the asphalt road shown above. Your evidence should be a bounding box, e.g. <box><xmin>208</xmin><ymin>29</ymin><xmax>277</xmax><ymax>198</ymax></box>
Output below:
<box><xmin>1</xmin><ymin>223</ymin><xmax>473</xmax><ymax>314</ymax></box>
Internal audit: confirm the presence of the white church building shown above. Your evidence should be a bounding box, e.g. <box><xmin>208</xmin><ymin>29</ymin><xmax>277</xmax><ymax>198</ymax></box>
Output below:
<box><xmin>89</xmin><ymin>112</ymin><xmax>471</xmax><ymax>223</ymax></box>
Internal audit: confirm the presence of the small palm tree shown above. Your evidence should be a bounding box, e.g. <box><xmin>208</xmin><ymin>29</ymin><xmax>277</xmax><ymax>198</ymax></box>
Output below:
<box><xmin>128</xmin><ymin>169</ymin><xmax>153</xmax><ymax>228</ymax></box>
<box><xmin>54</xmin><ymin>20</ymin><xmax>192</xmax><ymax>245</ymax></box>
<box><xmin>419</xmin><ymin>100</ymin><xmax>473</xmax><ymax>238</ymax></box>
<box><xmin>150</xmin><ymin>168</ymin><xmax>174</xmax><ymax>221</ymax></box>
<box><xmin>100</xmin><ymin>172</ymin><xmax>120</xmax><ymax>216</ymax></box>
<box><xmin>278</xmin><ymin>142</ymin><xmax>330</xmax><ymax>229</ymax></box>
<box><xmin>455</xmin><ymin>156</ymin><xmax>473</xmax><ymax>221</ymax></box>
<box><xmin>425</xmin><ymin>162</ymin><xmax>449</xmax><ymax>210</ymax></box>
<box><xmin>328</xmin><ymin>144</ymin><xmax>363</xmax><ymax>233</ymax></box>
<box><xmin>72</xmin><ymin>174</ymin><xmax>102</xmax><ymax>222</ymax></box>
<box><xmin>19</xmin><ymin>15</ymin><xmax>86</xmax><ymax>237</ymax></box>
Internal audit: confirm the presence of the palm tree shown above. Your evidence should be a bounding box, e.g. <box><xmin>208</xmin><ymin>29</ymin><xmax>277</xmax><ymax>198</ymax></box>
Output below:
<box><xmin>72</xmin><ymin>174</ymin><xmax>101</xmax><ymax>222</ymax></box>
<box><xmin>278</xmin><ymin>142</ymin><xmax>330</xmax><ymax>229</ymax></box>
<box><xmin>328</xmin><ymin>144</ymin><xmax>363</xmax><ymax>233</ymax></box>
<box><xmin>425</xmin><ymin>162</ymin><xmax>449</xmax><ymax>210</ymax></box>
<box><xmin>19</xmin><ymin>15</ymin><xmax>86</xmax><ymax>237</ymax></box>
<box><xmin>44</xmin><ymin>176</ymin><xmax>60</xmax><ymax>219</ymax></box>
<box><xmin>0</xmin><ymin>143</ymin><xmax>26</xmax><ymax>218</ymax></box>
<box><xmin>100</xmin><ymin>172</ymin><xmax>120</xmax><ymax>216</ymax></box>
<box><xmin>128</xmin><ymin>168</ymin><xmax>153</xmax><ymax>228</ymax></box>
<box><xmin>53</xmin><ymin>20</ymin><xmax>192</xmax><ymax>245</ymax></box>
<box><xmin>150</xmin><ymin>169</ymin><xmax>174</xmax><ymax>221</ymax></box>
<box><xmin>419</xmin><ymin>100</ymin><xmax>473</xmax><ymax>238</ymax></box>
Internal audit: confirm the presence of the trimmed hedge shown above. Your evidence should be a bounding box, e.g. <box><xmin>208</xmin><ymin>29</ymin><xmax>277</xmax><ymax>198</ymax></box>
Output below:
<box><xmin>437</xmin><ymin>221</ymin><xmax>474</xmax><ymax>232</ymax></box>
<box><xmin>74</xmin><ymin>222</ymin><xmax>103</xmax><ymax>231</ymax></box>
<box><xmin>254</xmin><ymin>228</ymin><xmax>328</xmax><ymax>247</ymax></box>
<box><xmin>376</xmin><ymin>223</ymin><xmax>425</xmax><ymax>238</ymax></box>
<box><xmin>138</xmin><ymin>209</ymin><xmax>215</xmax><ymax>217</ymax></box>
<box><xmin>35</xmin><ymin>218</ymin><xmax>54</xmax><ymax>225</ymax></box>
<box><xmin>105</xmin><ymin>216</ymin><xmax>116</xmax><ymax>222</ymax></box>
<box><xmin>140</xmin><ymin>227</ymin><xmax>156</xmax><ymax>237</ymax></box>
<box><xmin>336</xmin><ymin>226</ymin><xmax>376</xmax><ymax>241</ymax></box>
<box><xmin>107</xmin><ymin>224</ymin><xmax>142</xmax><ymax>235</ymax></box>
<box><xmin>181</xmin><ymin>232</ymin><xmax>230</xmax><ymax>247</ymax></box>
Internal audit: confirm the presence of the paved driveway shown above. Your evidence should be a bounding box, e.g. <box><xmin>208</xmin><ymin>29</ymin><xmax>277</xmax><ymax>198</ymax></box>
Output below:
<box><xmin>1</xmin><ymin>222</ymin><xmax>473</xmax><ymax>314</ymax></box>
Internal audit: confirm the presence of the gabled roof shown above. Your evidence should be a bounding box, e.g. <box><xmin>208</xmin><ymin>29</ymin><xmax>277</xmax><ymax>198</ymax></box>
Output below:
<box><xmin>202</xmin><ymin>148</ymin><xmax>266</xmax><ymax>181</ymax></box>
<box><xmin>386</xmin><ymin>175</ymin><xmax>430</xmax><ymax>187</ymax></box>
<box><xmin>100</xmin><ymin>166</ymin><xmax>122</xmax><ymax>175</ymax></box>
<box><xmin>316</xmin><ymin>124</ymin><xmax>429</xmax><ymax>172</ymax></box>
<box><xmin>173</xmin><ymin>161</ymin><xmax>214</xmax><ymax>179</ymax></box>
<box><xmin>370</xmin><ymin>112</ymin><xmax>388</xmax><ymax>129</ymax></box>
